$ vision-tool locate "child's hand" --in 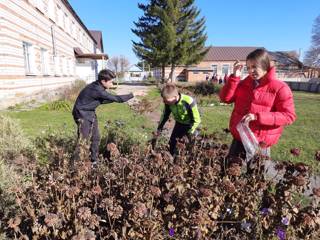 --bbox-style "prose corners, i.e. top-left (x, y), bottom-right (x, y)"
top-left (241, 113), bottom-right (256, 124)
top-left (233, 60), bottom-right (243, 77)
